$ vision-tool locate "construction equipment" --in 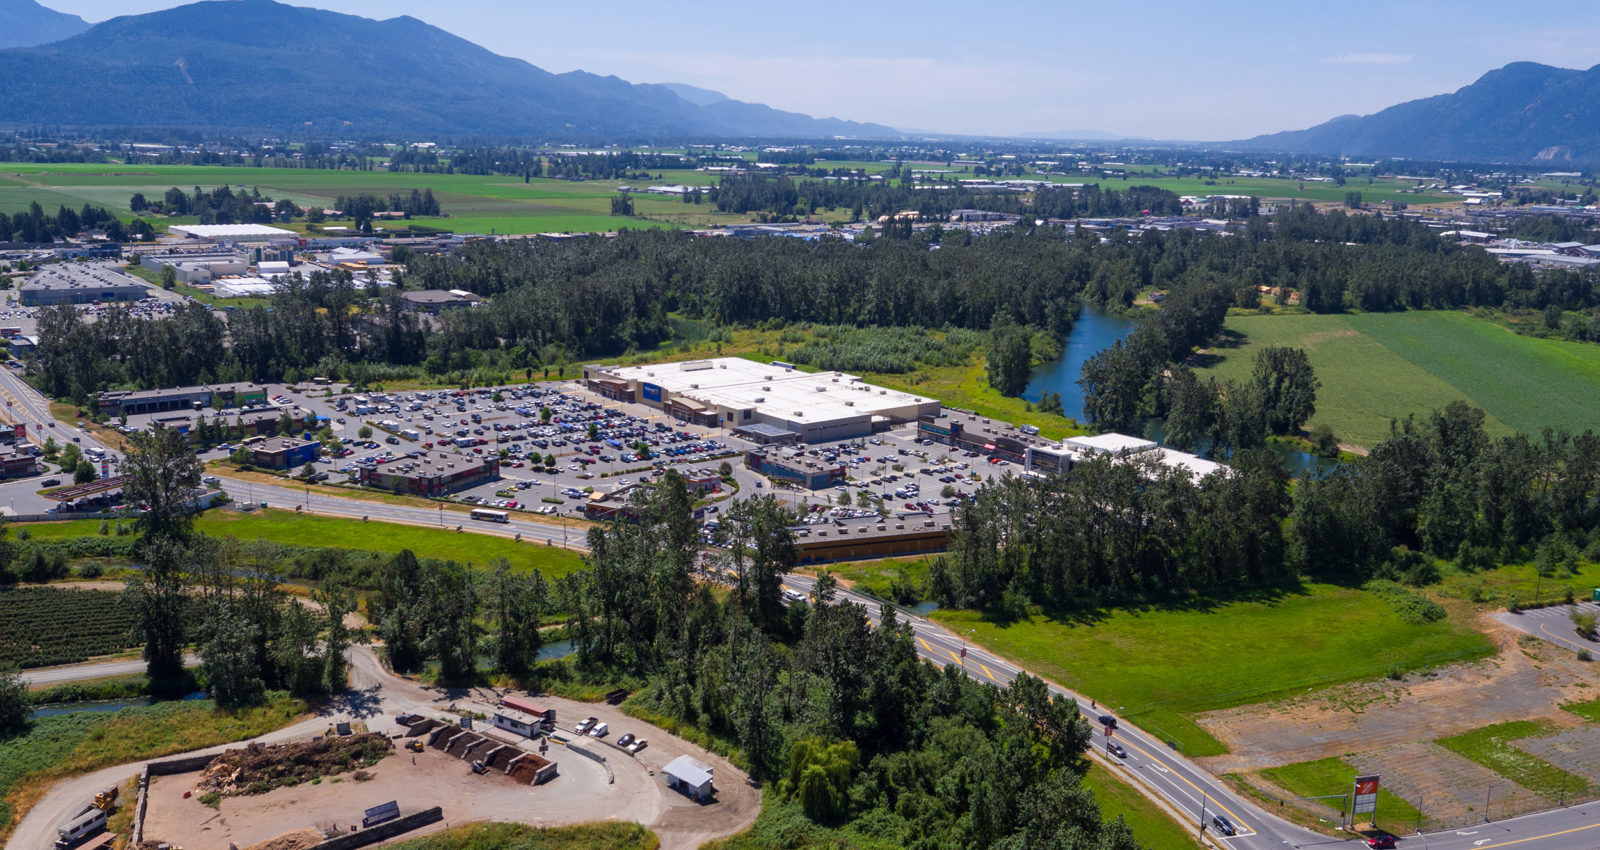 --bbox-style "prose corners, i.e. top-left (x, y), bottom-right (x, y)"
top-left (406, 739), bottom-right (425, 752)
top-left (92, 786), bottom-right (118, 811)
